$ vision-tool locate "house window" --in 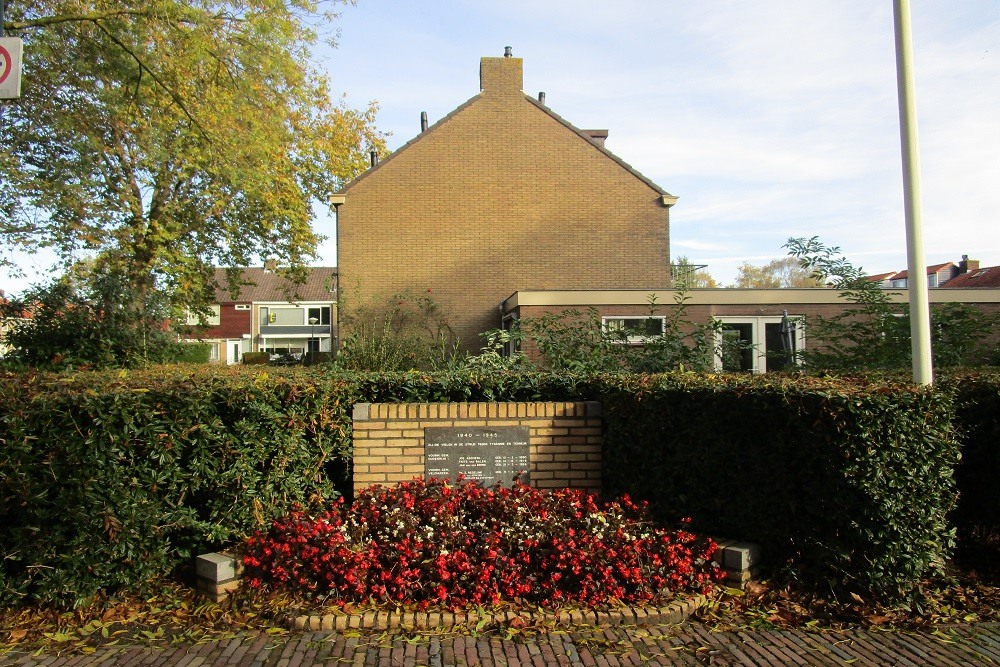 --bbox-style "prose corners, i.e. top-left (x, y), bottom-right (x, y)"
top-left (602, 316), bottom-right (666, 344)
top-left (714, 316), bottom-right (804, 373)
top-left (262, 306), bottom-right (300, 325)
top-left (186, 304), bottom-right (221, 326)
top-left (307, 306), bottom-right (331, 325)
top-left (261, 306), bottom-right (330, 325)
top-left (235, 304), bottom-right (251, 311)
